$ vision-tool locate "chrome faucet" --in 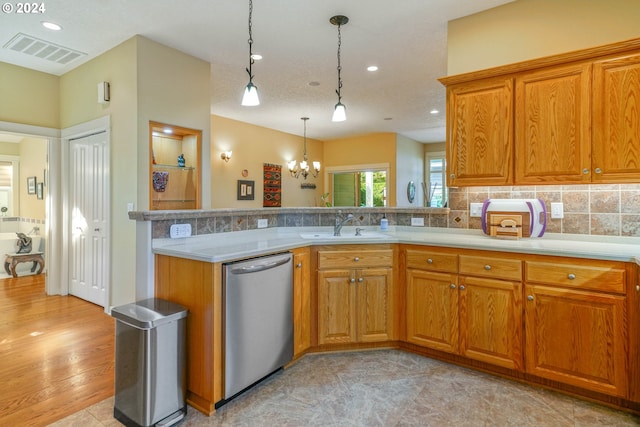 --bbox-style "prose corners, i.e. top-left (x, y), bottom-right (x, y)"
top-left (334, 211), bottom-right (354, 236)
